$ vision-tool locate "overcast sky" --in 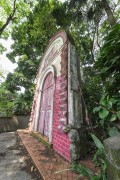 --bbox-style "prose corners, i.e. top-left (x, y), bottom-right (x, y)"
top-left (0, 37), bottom-right (17, 74)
